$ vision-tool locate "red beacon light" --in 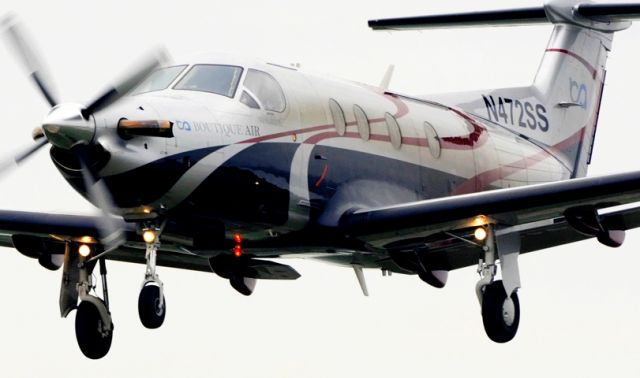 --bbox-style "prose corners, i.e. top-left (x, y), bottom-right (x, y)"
top-left (233, 233), bottom-right (244, 257)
